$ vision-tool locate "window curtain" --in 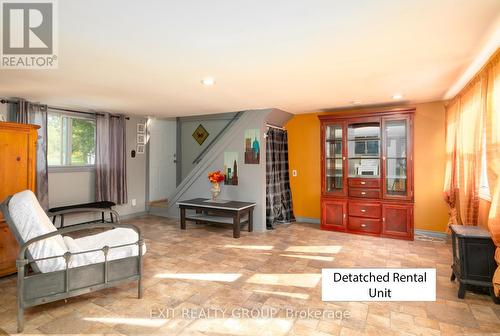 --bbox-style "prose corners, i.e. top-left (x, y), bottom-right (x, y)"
top-left (443, 77), bottom-right (485, 225)
top-left (7, 99), bottom-right (49, 210)
top-left (485, 52), bottom-right (500, 298)
top-left (95, 113), bottom-right (128, 204)
top-left (266, 128), bottom-right (295, 229)
top-left (444, 48), bottom-right (500, 298)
